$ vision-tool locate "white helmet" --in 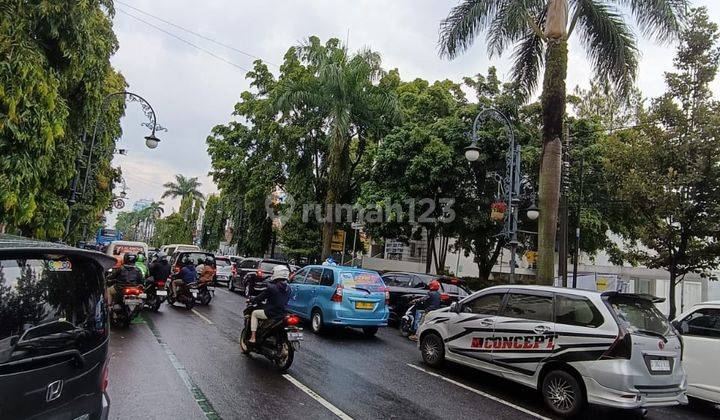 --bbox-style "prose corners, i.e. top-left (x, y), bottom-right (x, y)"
top-left (271, 265), bottom-right (290, 282)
